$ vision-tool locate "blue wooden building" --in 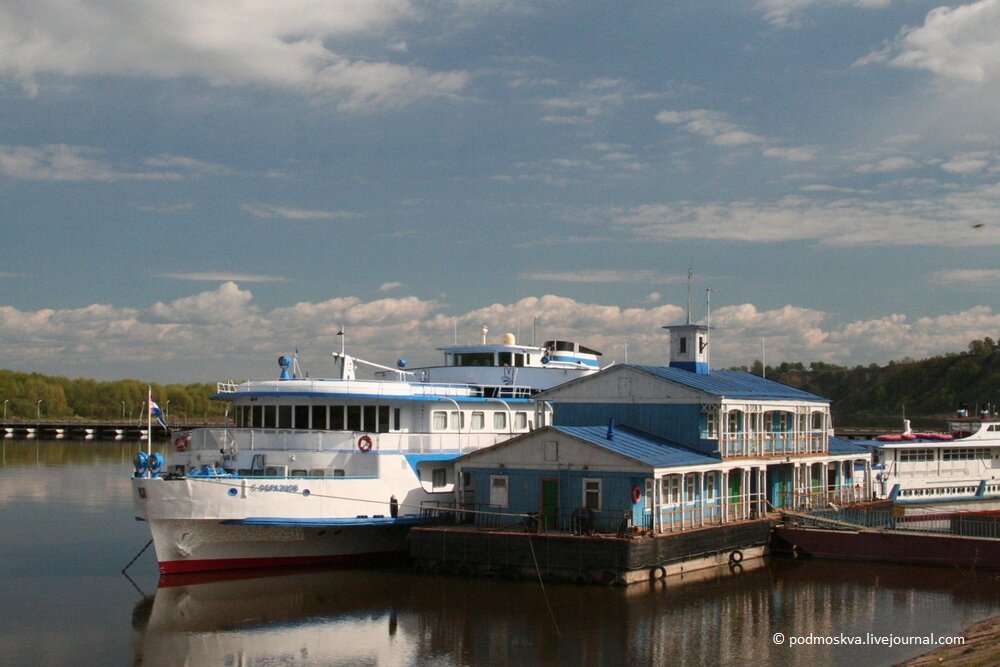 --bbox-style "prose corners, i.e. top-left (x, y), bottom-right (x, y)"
top-left (454, 323), bottom-right (871, 535)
